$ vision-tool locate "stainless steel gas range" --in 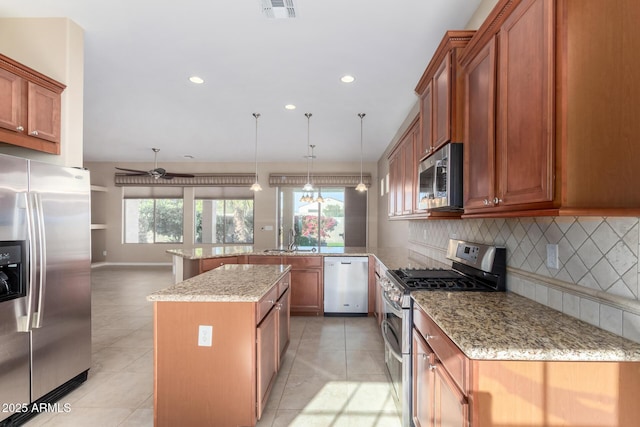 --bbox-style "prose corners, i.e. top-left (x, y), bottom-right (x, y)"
top-left (379, 239), bottom-right (506, 427)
